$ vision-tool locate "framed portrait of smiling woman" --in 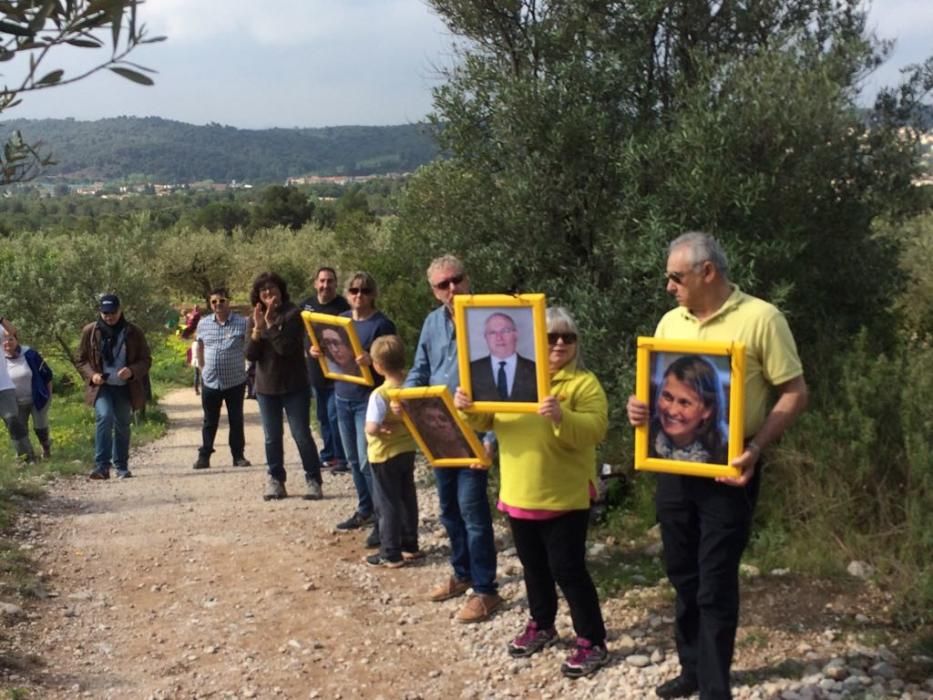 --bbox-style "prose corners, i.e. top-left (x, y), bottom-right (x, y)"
top-left (634, 337), bottom-right (746, 479)
top-left (386, 386), bottom-right (491, 467)
top-left (454, 293), bottom-right (550, 414)
top-left (301, 311), bottom-right (374, 386)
